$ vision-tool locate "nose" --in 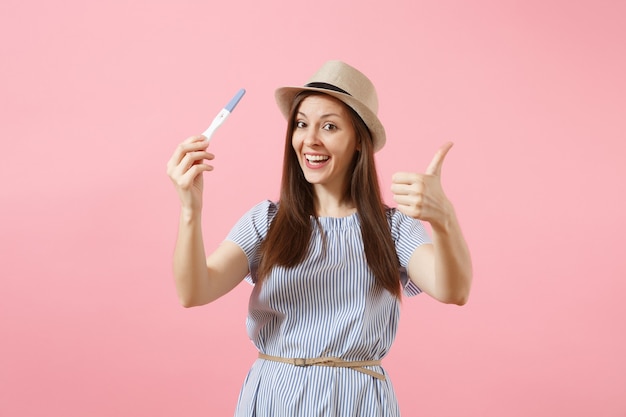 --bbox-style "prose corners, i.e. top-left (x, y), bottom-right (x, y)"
top-left (303, 127), bottom-right (320, 147)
